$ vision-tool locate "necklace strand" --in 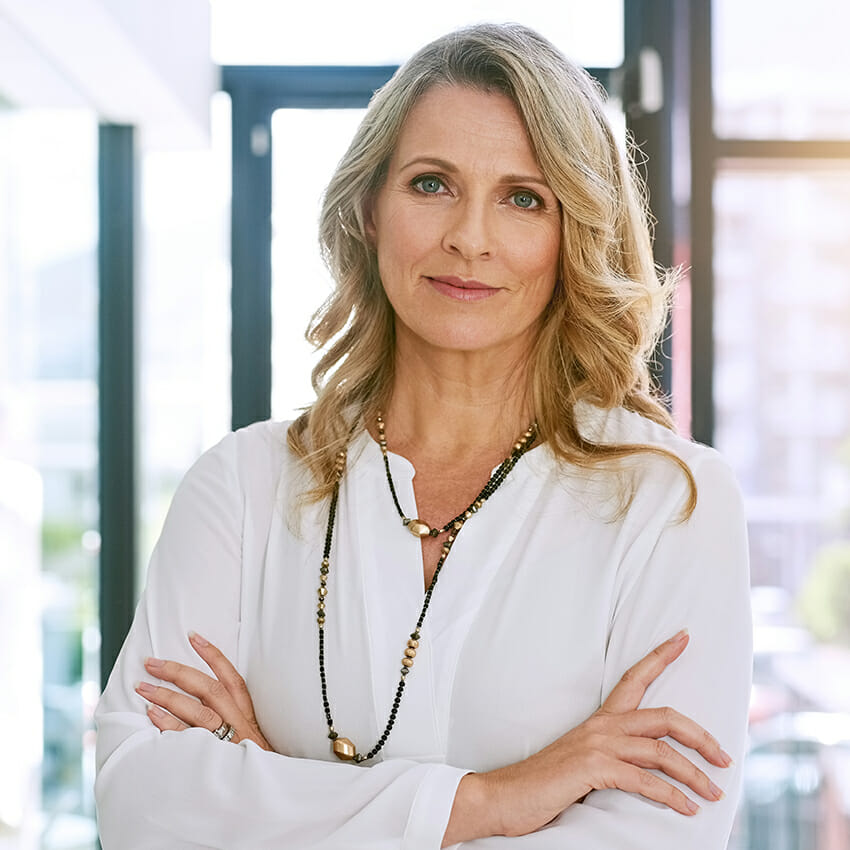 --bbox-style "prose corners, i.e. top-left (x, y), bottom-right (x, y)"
top-left (317, 416), bottom-right (537, 763)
